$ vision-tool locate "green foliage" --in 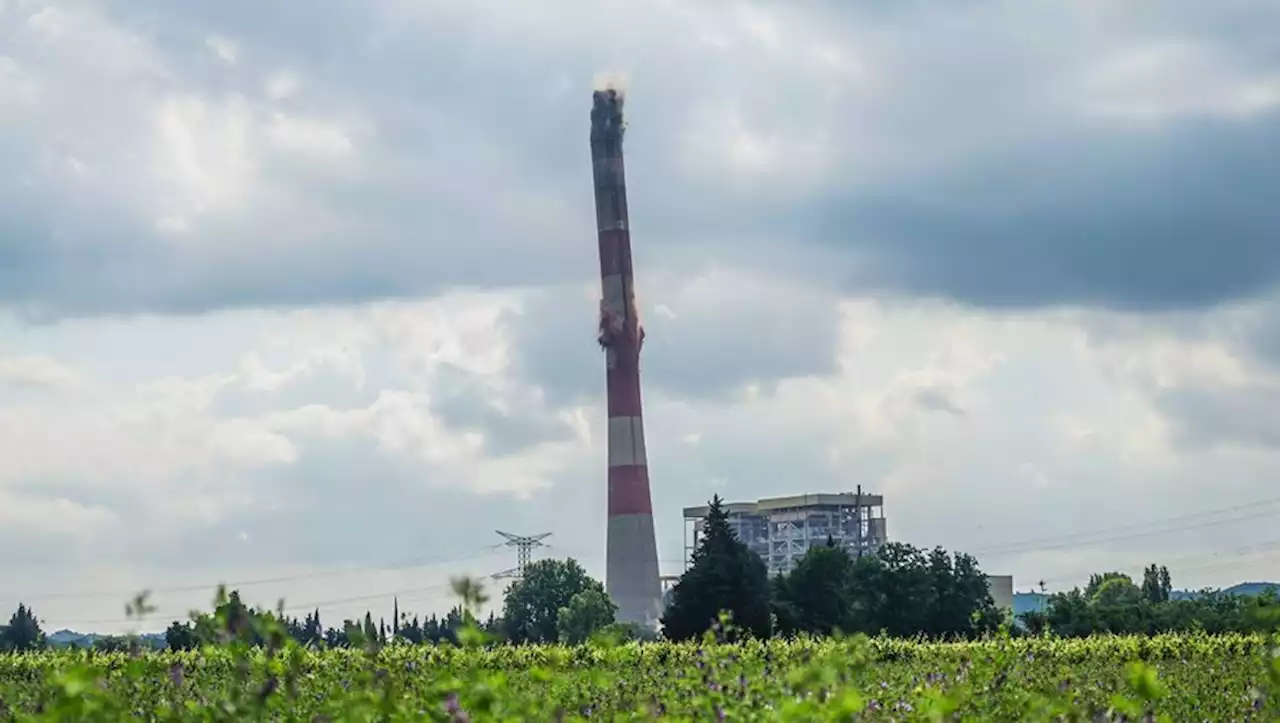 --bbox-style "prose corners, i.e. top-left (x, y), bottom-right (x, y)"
top-left (1094, 575), bottom-right (1142, 607)
top-left (1086, 572), bottom-right (1134, 599)
top-left (556, 588), bottom-right (617, 645)
top-left (4, 575), bottom-right (1280, 720)
top-left (594, 620), bottom-right (658, 643)
top-left (2, 620), bottom-right (1278, 720)
top-left (1024, 566), bottom-right (1280, 637)
top-left (662, 495), bottom-right (772, 640)
top-left (1142, 564), bottom-right (1172, 604)
top-left (772, 538), bottom-right (1000, 642)
top-left (8, 514), bottom-right (1278, 718)
top-left (666, 498), bottom-right (999, 643)
top-left (502, 558), bottom-right (603, 644)
top-left (164, 620), bottom-right (200, 652)
top-left (0, 604), bottom-right (43, 653)
top-left (772, 541), bottom-right (854, 636)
